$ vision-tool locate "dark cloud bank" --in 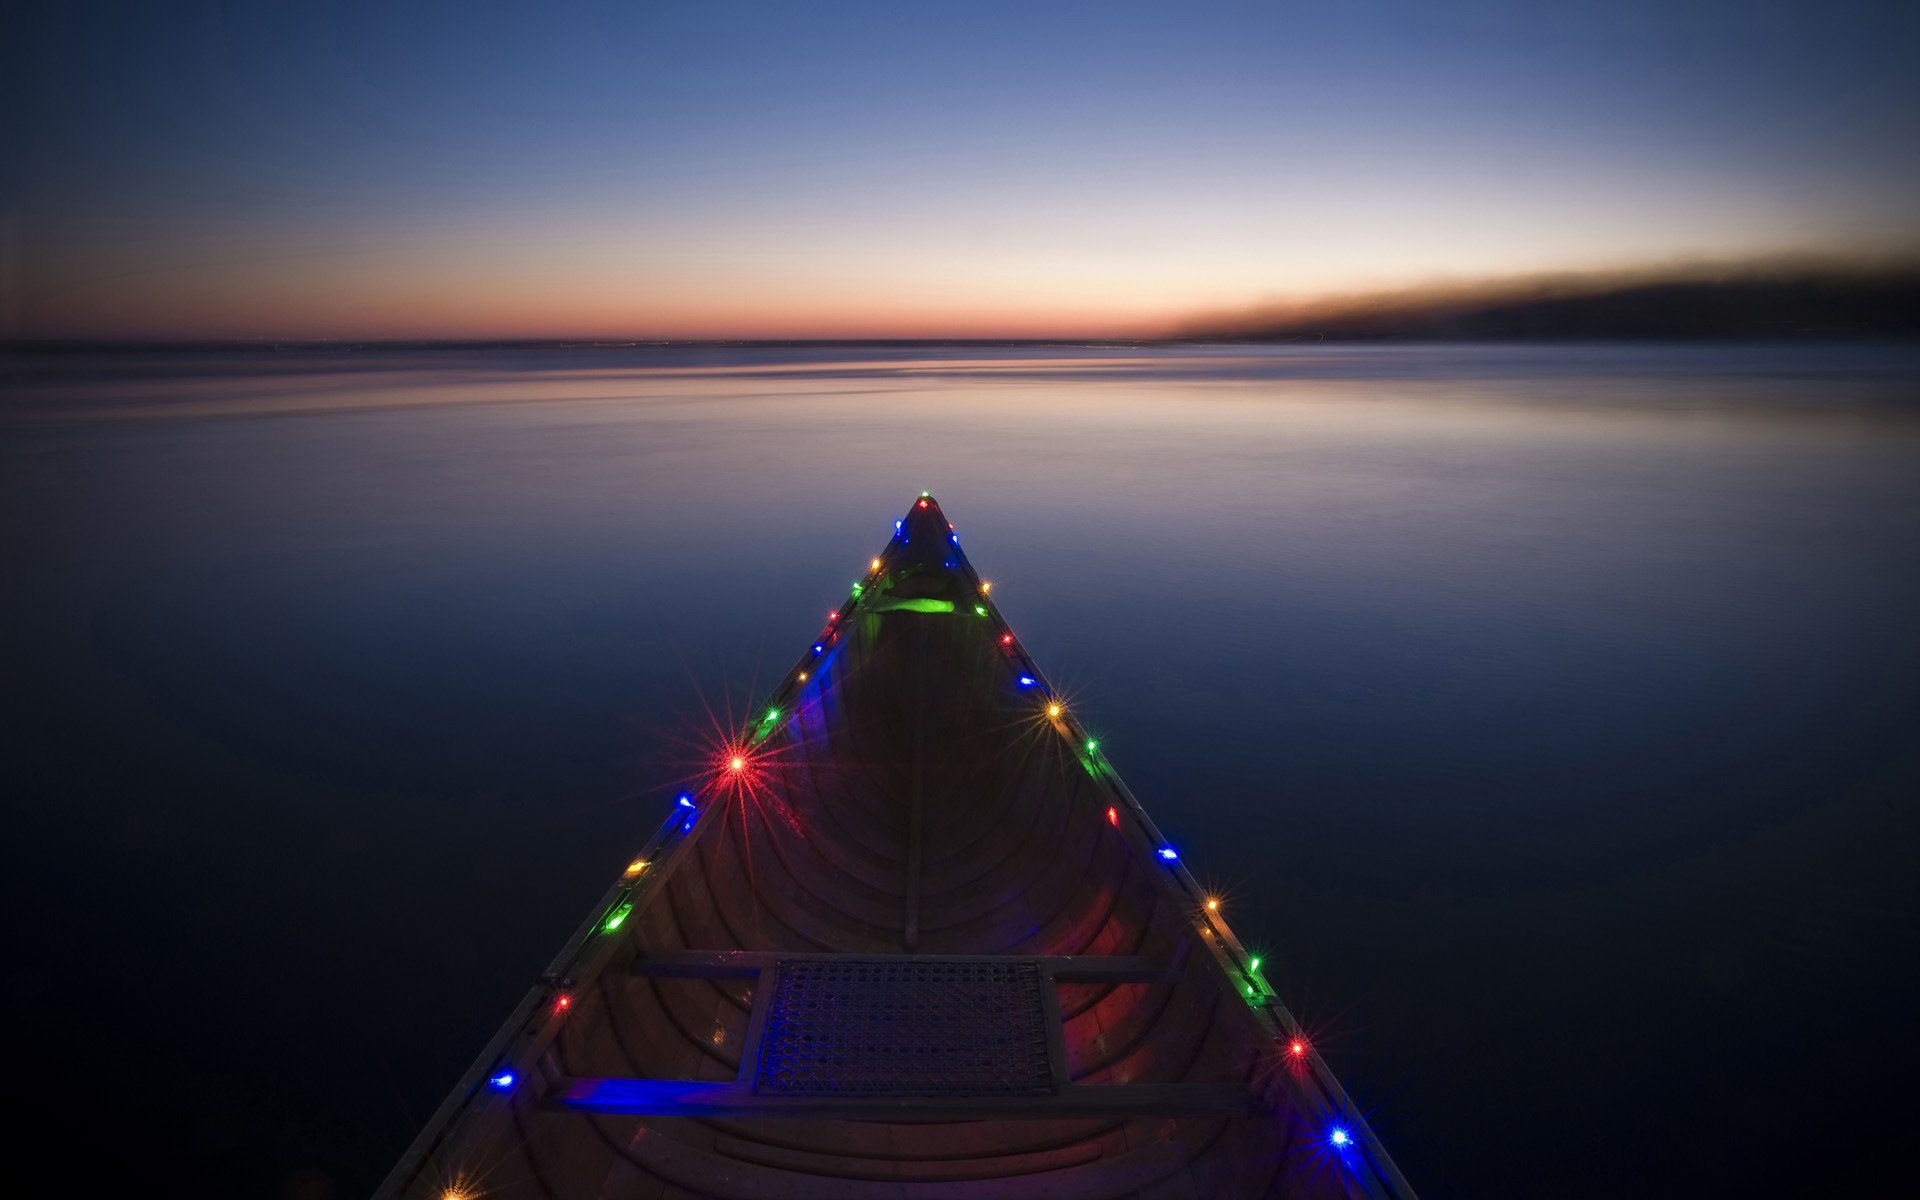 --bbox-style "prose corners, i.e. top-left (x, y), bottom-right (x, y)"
top-left (1175, 260), bottom-right (1920, 341)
